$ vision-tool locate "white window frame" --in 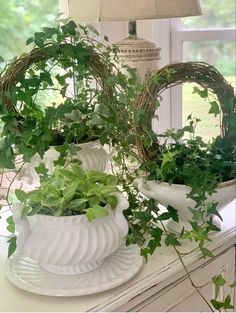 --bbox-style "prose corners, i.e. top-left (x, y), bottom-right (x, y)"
top-left (170, 20), bottom-right (235, 130)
